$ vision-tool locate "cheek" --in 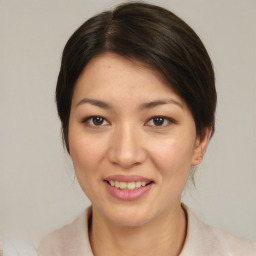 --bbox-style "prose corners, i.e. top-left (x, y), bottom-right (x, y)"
top-left (149, 138), bottom-right (194, 177)
top-left (69, 132), bottom-right (106, 178)
top-left (149, 139), bottom-right (194, 204)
